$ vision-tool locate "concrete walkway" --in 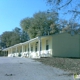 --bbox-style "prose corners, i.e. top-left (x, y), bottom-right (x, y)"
top-left (0, 57), bottom-right (73, 80)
